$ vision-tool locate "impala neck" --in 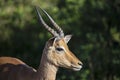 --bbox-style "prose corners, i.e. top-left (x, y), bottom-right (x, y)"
top-left (37, 46), bottom-right (58, 80)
